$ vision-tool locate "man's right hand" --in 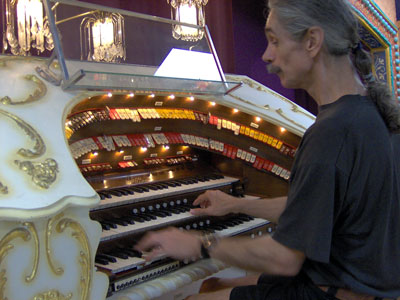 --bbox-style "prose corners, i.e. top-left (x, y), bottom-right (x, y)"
top-left (190, 190), bottom-right (237, 217)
